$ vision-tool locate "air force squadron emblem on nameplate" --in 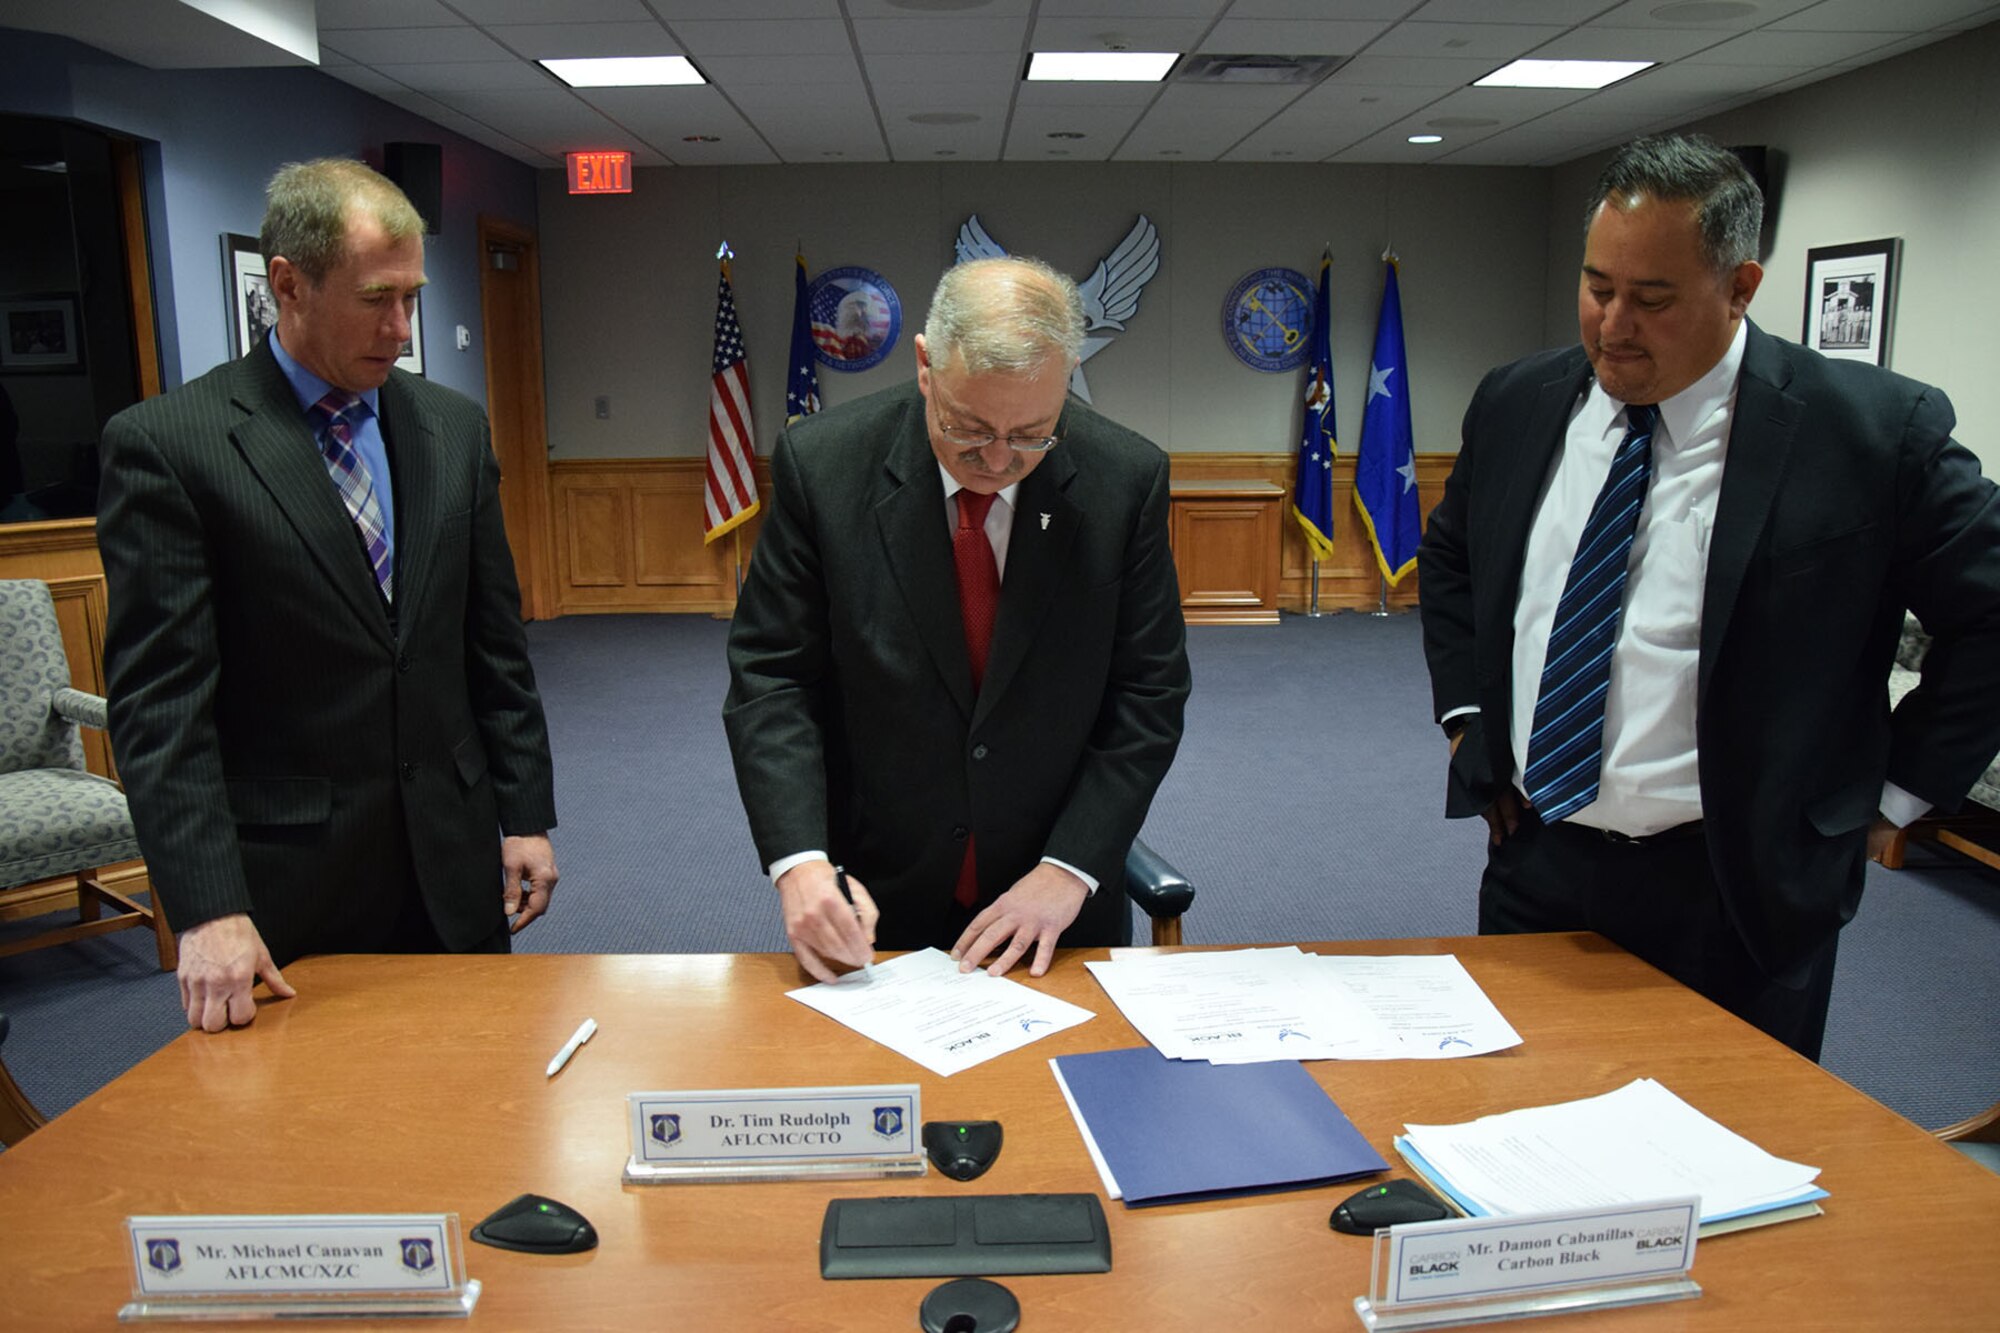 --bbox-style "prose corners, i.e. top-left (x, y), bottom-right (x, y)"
top-left (651, 1112), bottom-right (683, 1146)
top-left (873, 1106), bottom-right (905, 1139)
top-left (400, 1237), bottom-right (437, 1275)
top-left (146, 1237), bottom-right (183, 1276)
